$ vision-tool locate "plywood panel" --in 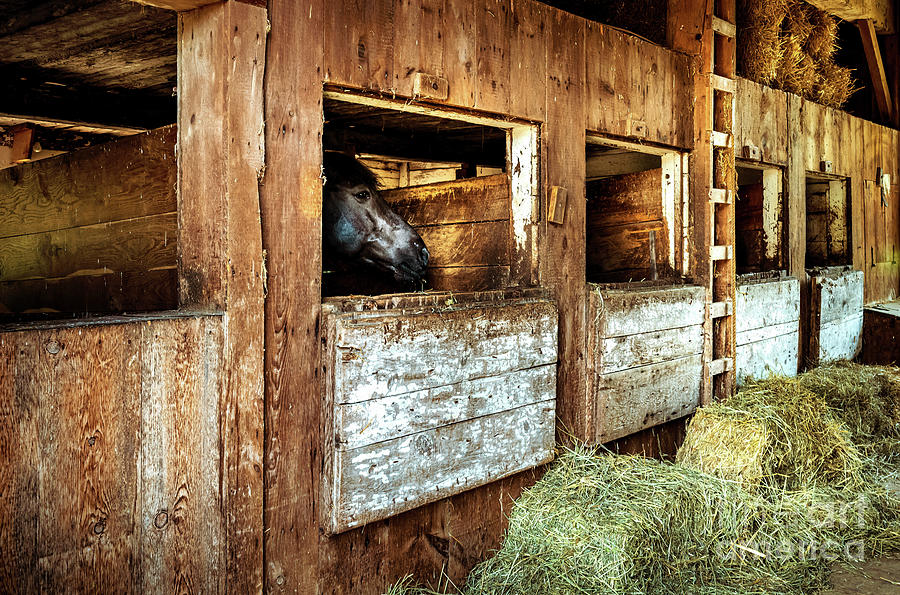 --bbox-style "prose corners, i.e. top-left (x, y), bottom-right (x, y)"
top-left (322, 297), bottom-right (557, 534)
